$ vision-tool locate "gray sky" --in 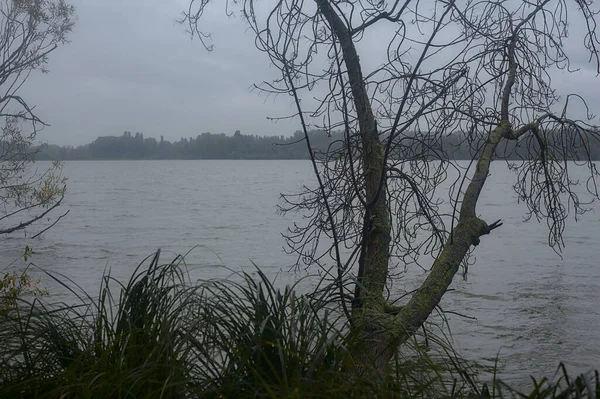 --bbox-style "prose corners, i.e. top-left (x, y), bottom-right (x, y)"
top-left (23, 0), bottom-right (294, 146)
top-left (21, 0), bottom-right (600, 146)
